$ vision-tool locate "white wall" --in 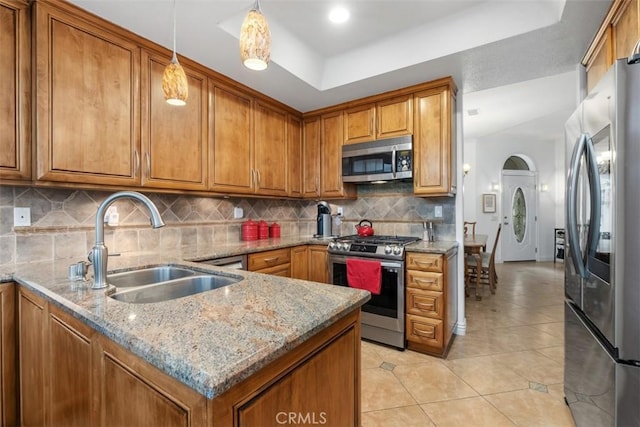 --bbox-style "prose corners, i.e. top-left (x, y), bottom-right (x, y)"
top-left (463, 133), bottom-right (565, 262)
